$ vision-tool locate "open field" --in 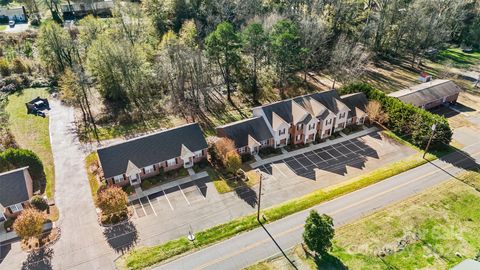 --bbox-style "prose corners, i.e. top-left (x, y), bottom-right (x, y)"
top-left (5, 88), bottom-right (55, 198)
top-left (245, 171), bottom-right (480, 270)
